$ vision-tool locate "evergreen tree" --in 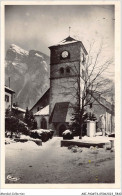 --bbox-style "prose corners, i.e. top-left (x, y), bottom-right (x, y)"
top-left (24, 107), bottom-right (37, 130)
top-left (24, 107), bottom-right (30, 125)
